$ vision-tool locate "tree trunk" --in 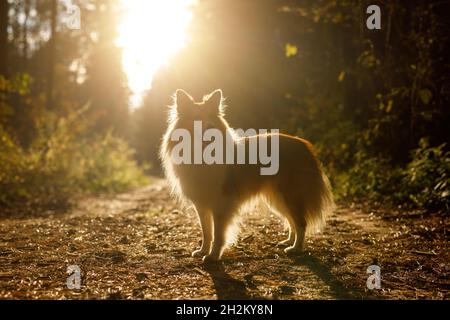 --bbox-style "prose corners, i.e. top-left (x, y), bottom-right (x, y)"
top-left (46, 0), bottom-right (57, 110)
top-left (22, 0), bottom-right (30, 60)
top-left (0, 0), bottom-right (8, 76)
